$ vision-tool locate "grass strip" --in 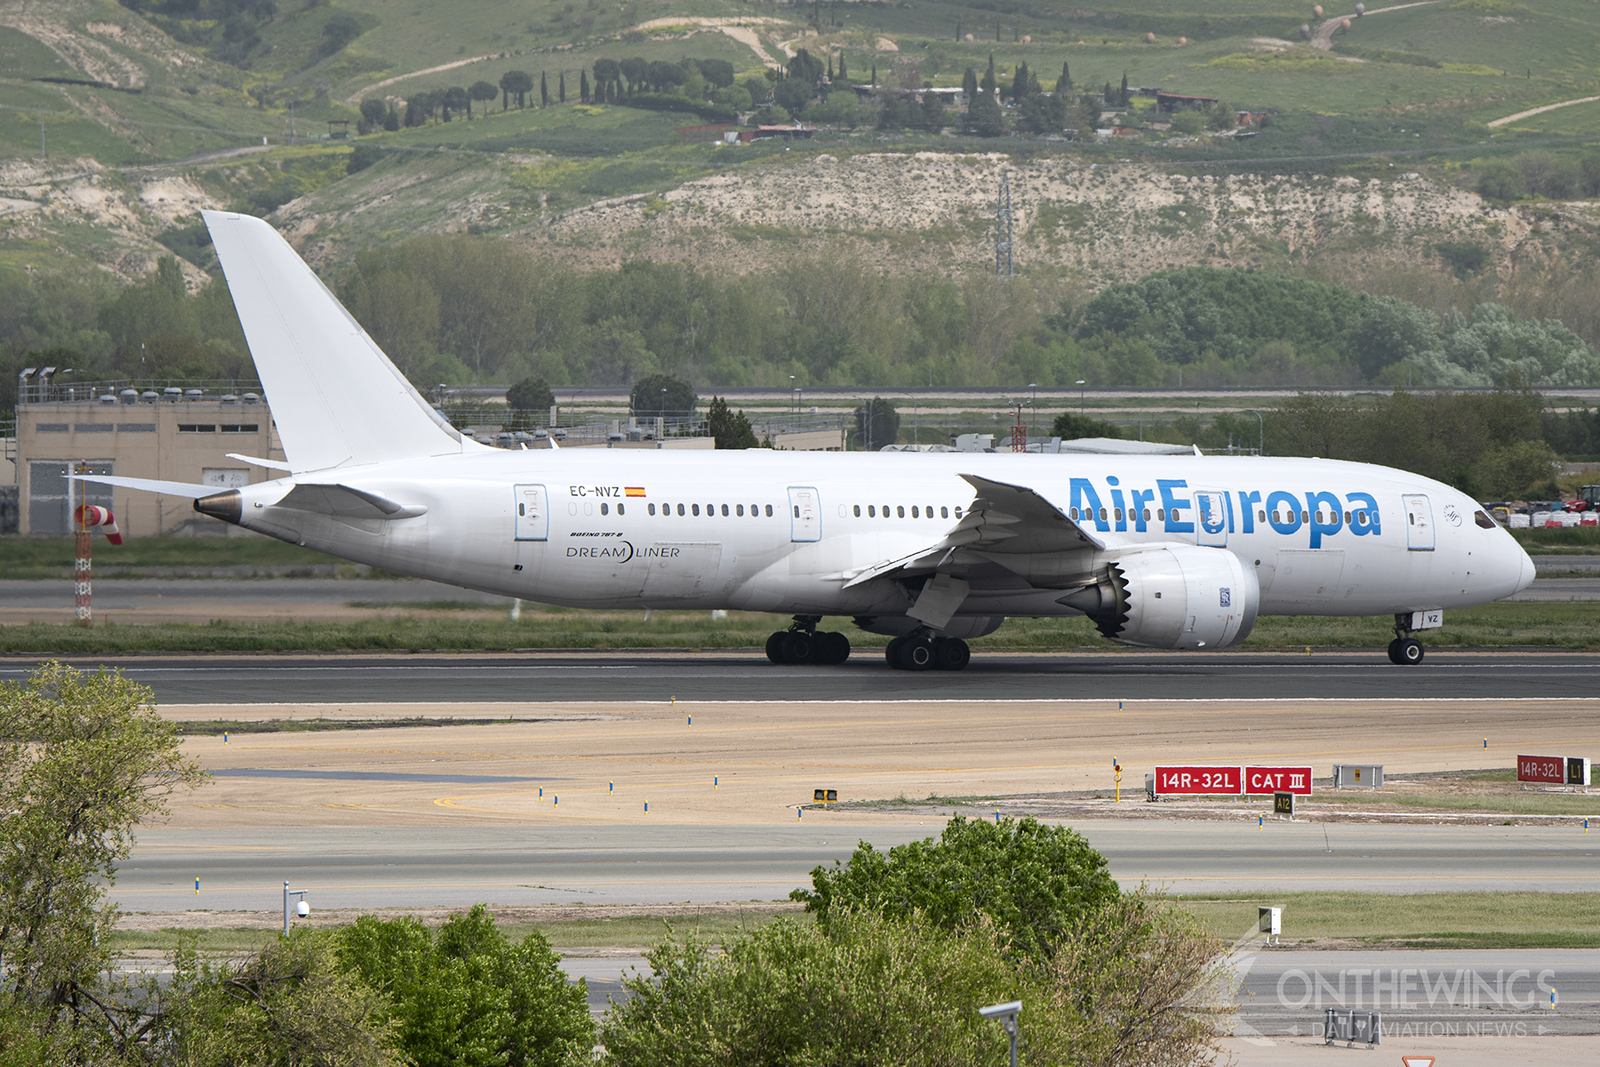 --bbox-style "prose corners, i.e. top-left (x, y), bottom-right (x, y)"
top-left (4, 601), bottom-right (1600, 654)
top-left (1171, 892), bottom-right (1600, 950)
